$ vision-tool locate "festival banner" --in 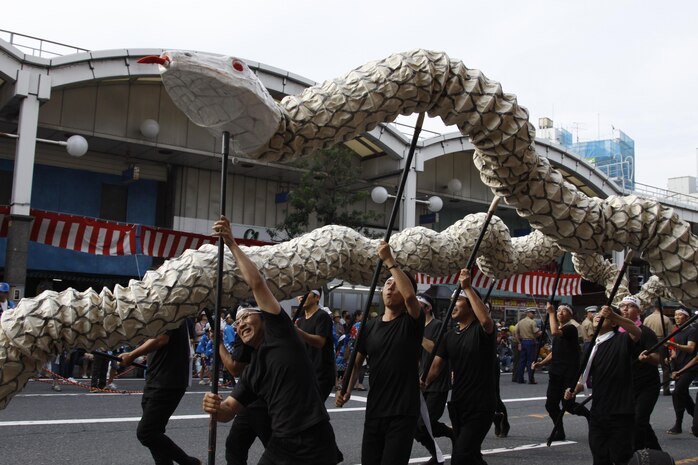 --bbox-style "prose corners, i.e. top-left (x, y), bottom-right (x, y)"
top-left (0, 207), bottom-right (267, 258)
top-left (416, 268), bottom-right (582, 296)
top-left (29, 209), bottom-right (136, 256)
